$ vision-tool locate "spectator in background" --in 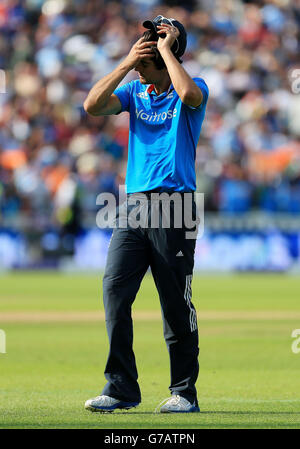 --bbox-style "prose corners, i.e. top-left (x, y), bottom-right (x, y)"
top-left (0, 0), bottom-right (300, 241)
